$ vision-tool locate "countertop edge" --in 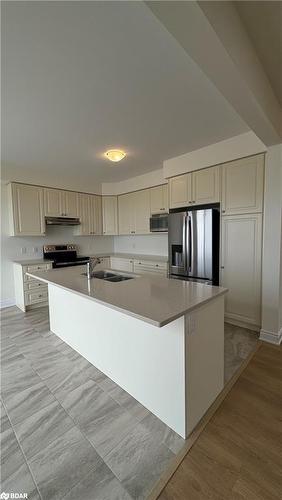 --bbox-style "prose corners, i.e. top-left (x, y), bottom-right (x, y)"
top-left (26, 271), bottom-right (228, 328)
